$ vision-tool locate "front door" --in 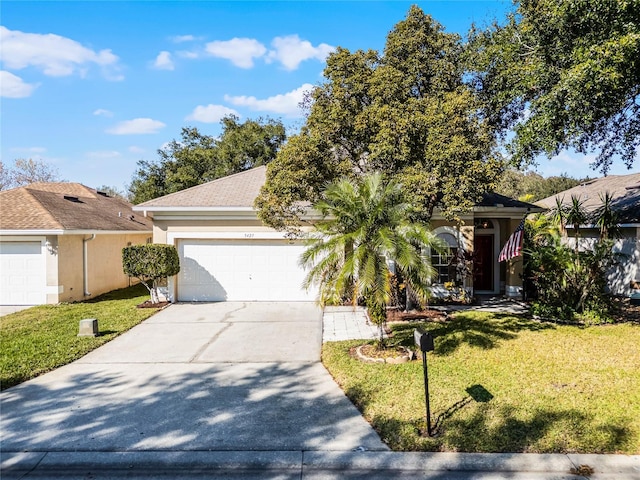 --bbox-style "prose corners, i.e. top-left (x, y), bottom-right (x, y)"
top-left (473, 235), bottom-right (494, 291)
